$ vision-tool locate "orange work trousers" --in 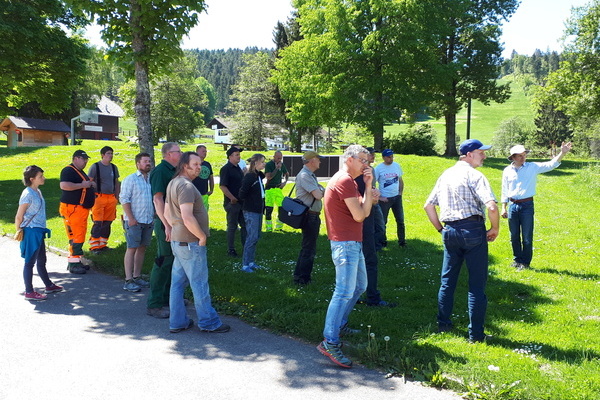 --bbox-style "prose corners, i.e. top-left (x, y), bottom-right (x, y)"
top-left (89, 193), bottom-right (117, 250)
top-left (59, 202), bottom-right (90, 263)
